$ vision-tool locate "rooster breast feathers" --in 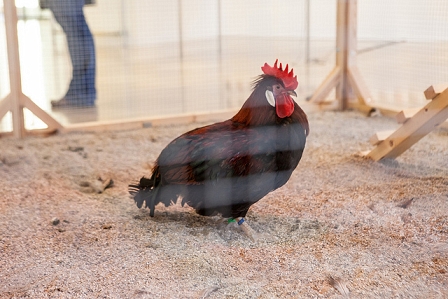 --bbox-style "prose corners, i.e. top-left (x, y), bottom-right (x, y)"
top-left (133, 117), bottom-right (306, 218)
